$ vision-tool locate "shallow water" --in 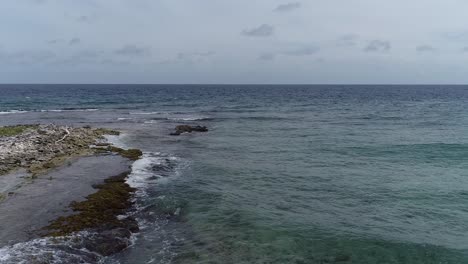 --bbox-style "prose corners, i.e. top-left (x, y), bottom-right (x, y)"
top-left (1, 85), bottom-right (468, 263)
